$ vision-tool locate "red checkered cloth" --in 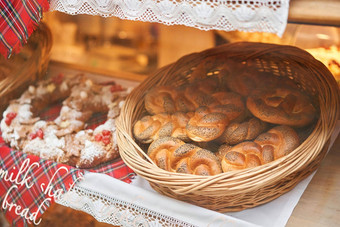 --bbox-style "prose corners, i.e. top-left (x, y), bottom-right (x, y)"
top-left (0, 0), bottom-right (49, 58)
top-left (0, 103), bottom-right (135, 226)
